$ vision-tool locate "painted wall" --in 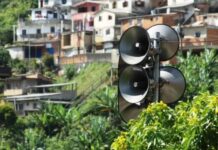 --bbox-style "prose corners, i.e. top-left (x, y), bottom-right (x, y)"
top-left (4, 80), bottom-right (38, 96)
top-left (7, 47), bottom-right (24, 60)
top-left (72, 2), bottom-right (100, 32)
top-left (121, 14), bottom-right (179, 33)
top-left (40, 0), bottom-right (74, 8)
top-left (94, 11), bottom-right (116, 29)
top-left (183, 26), bottom-right (207, 38)
top-left (168, 0), bottom-right (194, 6)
